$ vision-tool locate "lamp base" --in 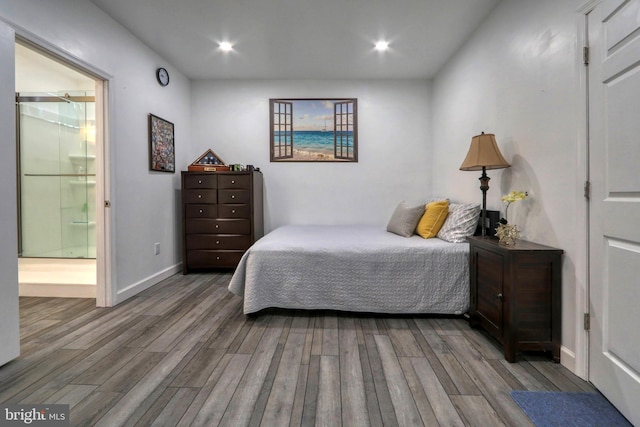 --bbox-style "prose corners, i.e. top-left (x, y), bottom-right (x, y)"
top-left (479, 167), bottom-right (490, 237)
